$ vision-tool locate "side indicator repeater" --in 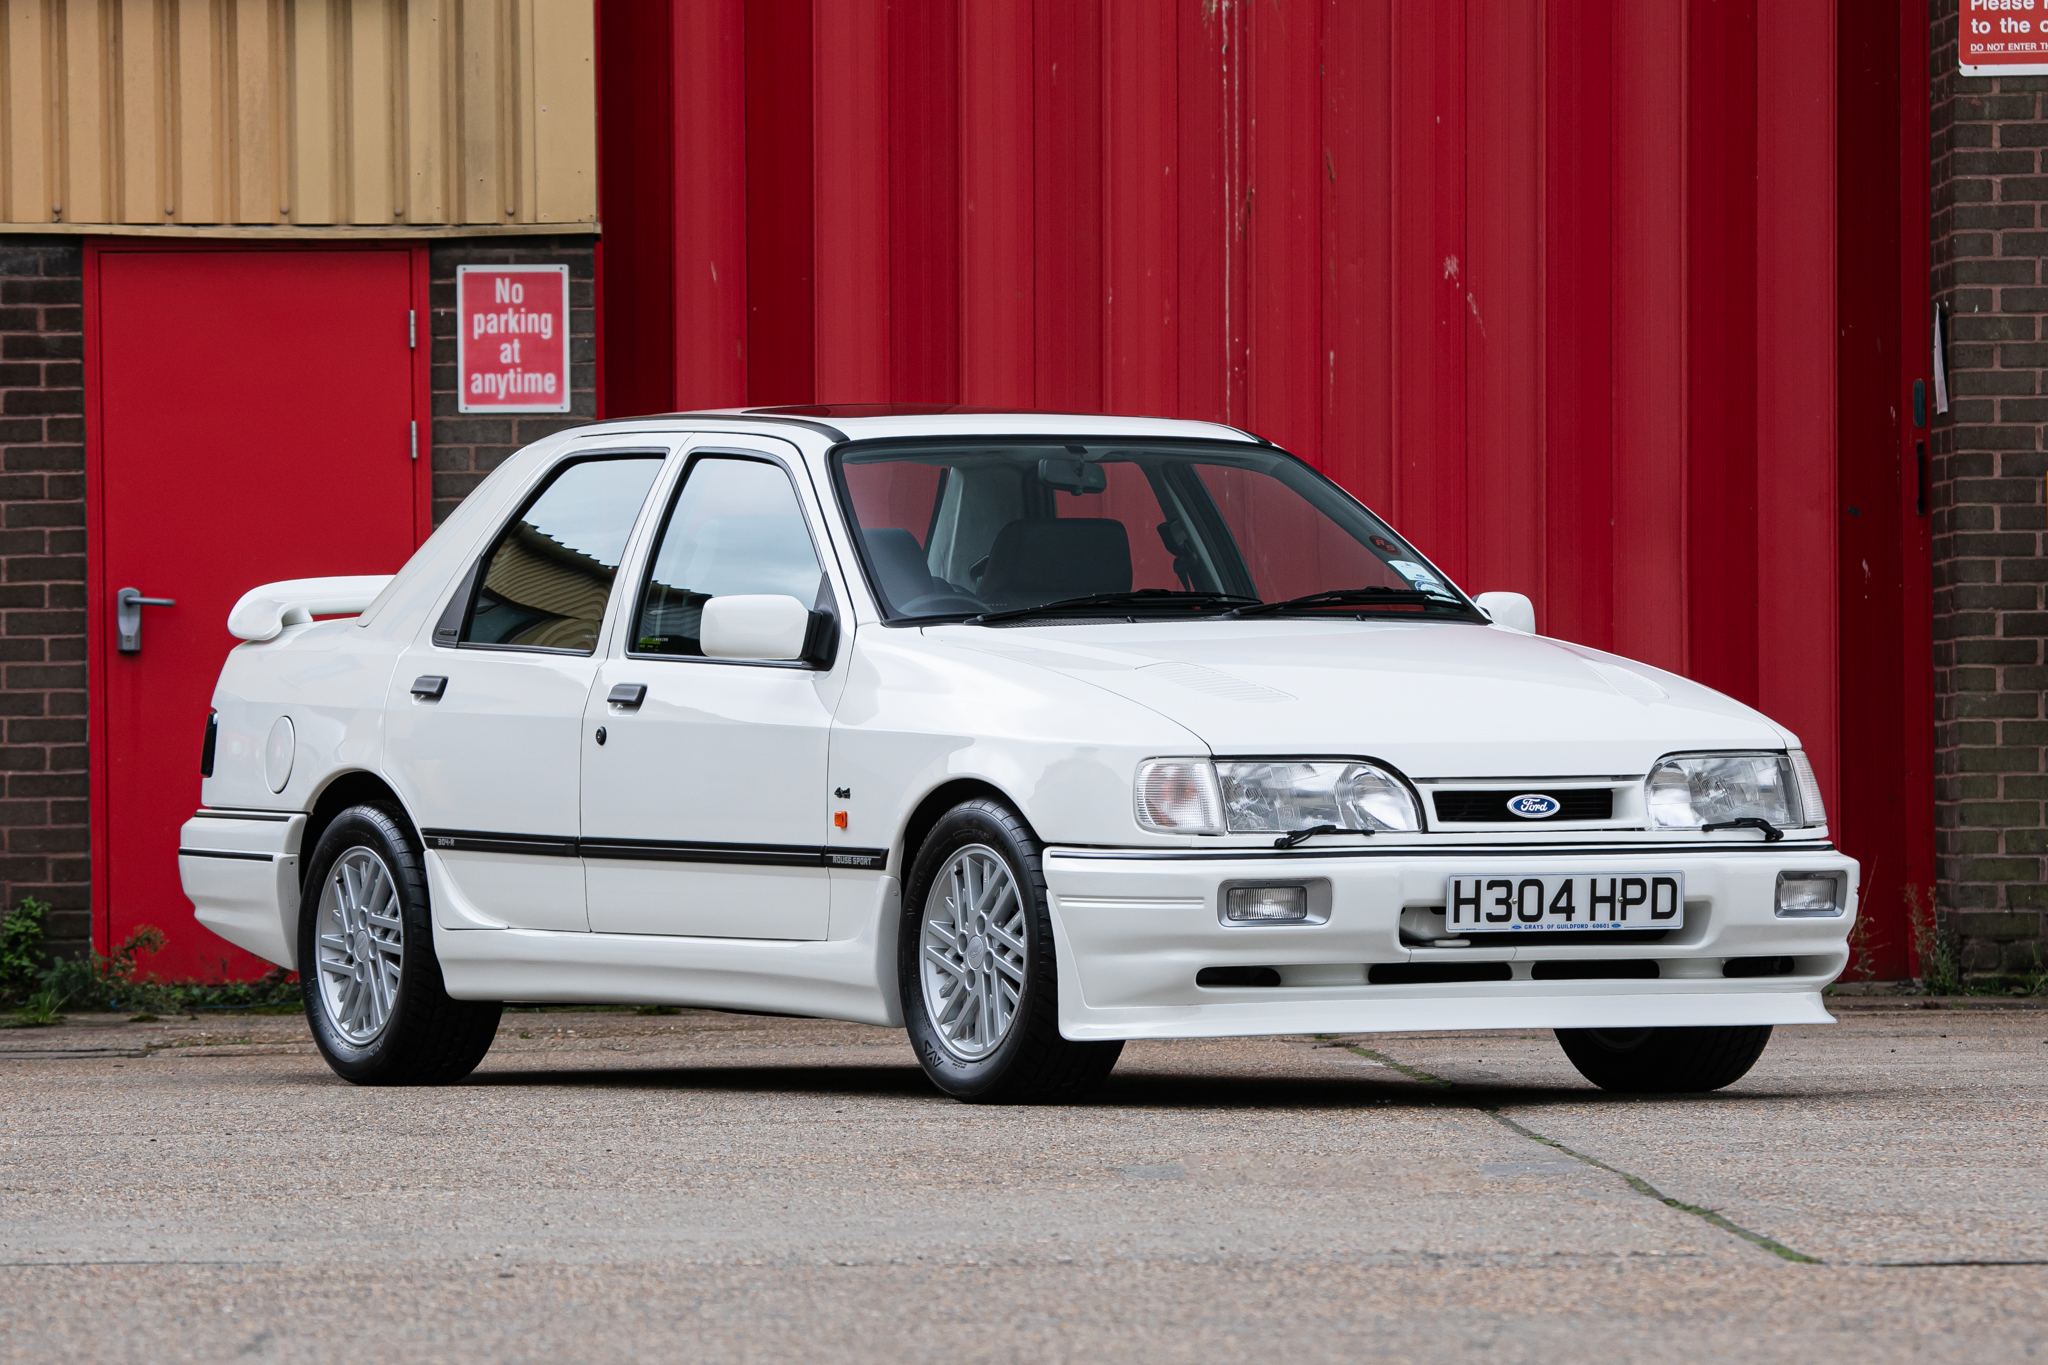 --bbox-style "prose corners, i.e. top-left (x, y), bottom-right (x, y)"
top-left (834, 811), bottom-right (849, 829)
